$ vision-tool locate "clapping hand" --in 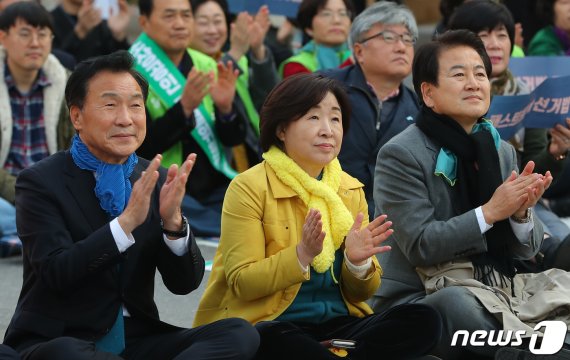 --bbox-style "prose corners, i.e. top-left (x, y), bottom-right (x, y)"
top-left (297, 209), bottom-right (326, 268)
top-left (228, 12), bottom-right (252, 62)
top-left (180, 68), bottom-right (214, 117)
top-left (549, 118), bottom-right (570, 158)
top-left (482, 161), bottom-right (552, 224)
top-left (159, 153), bottom-right (197, 233)
top-left (210, 61), bottom-right (239, 115)
top-left (107, 0), bottom-right (131, 42)
top-left (249, 5), bottom-right (271, 61)
top-left (75, 0), bottom-right (102, 39)
top-left (344, 213), bottom-right (393, 266)
top-left (118, 154), bottom-right (197, 236)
